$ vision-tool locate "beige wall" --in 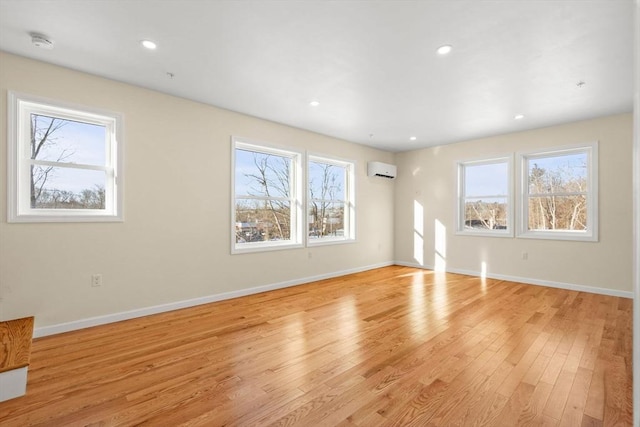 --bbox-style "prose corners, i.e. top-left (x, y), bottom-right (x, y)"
top-left (0, 52), bottom-right (395, 329)
top-left (394, 113), bottom-right (634, 294)
top-left (1, 51), bottom-right (633, 333)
